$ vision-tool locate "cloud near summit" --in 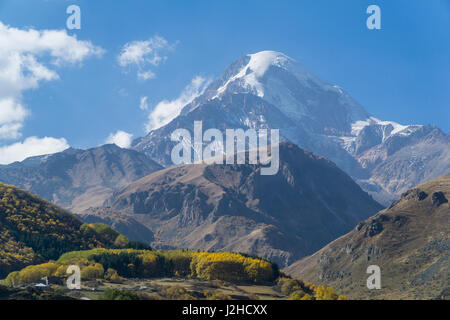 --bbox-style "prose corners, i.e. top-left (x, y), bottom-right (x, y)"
top-left (145, 76), bottom-right (210, 131)
top-left (105, 130), bottom-right (133, 149)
